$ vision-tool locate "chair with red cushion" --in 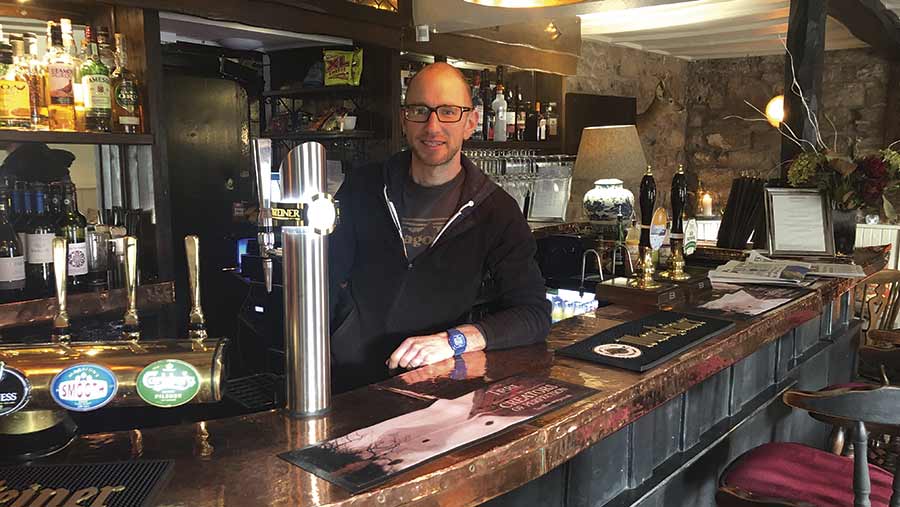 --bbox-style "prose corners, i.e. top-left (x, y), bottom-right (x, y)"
top-left (717, 384), bottom-right (900, 507)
